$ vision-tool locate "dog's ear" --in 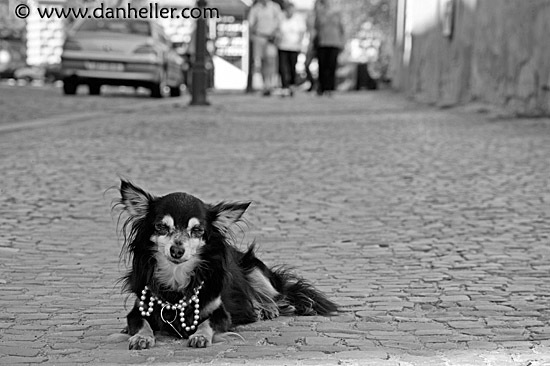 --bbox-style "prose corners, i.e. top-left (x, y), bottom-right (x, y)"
top-left (209, 201), bottom-right (250, 232)
top-left (120, 180), bottom-right (154, 220)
